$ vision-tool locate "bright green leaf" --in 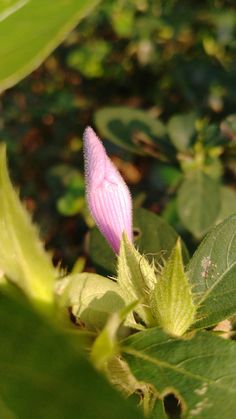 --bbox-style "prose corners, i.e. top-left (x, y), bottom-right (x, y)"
top-left (177, 171), bottom-right (221, 238)
top-left (56, 273), bottom-right (125, 330)
top-left (188, 214), bottom-right (236, 328)
top-left (0, 145), bottom-right (57, 305)
top-left (0, 0), bottom-right (99, 92)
